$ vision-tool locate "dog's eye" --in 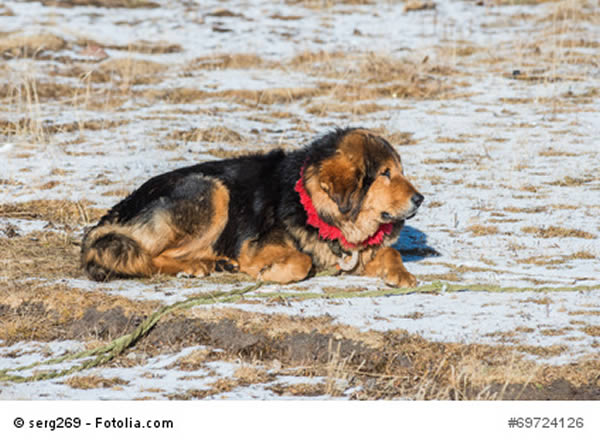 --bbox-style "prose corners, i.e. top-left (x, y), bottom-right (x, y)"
top-left (381, 168), bottom-right (391, 178)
